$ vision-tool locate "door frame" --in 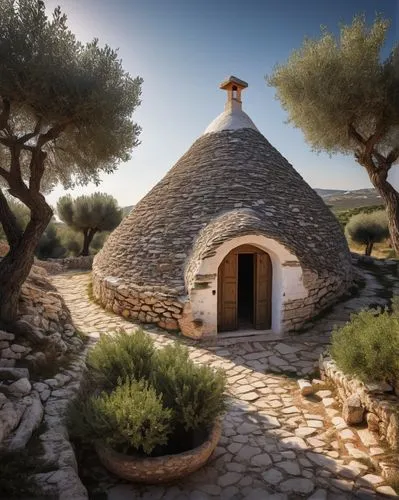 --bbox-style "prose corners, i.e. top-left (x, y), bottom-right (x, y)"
top-left (186, 234), bottom-right (307, 337)
top-left (217, 244), bottom-right (272, 332)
